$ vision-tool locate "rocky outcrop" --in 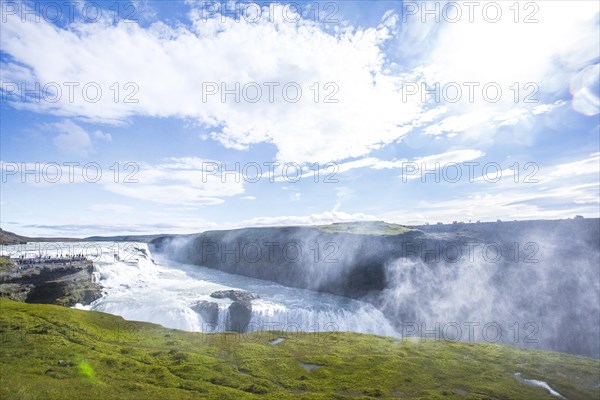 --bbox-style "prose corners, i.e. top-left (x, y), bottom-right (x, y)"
top-left (191, 300), bottom-right (220, 325)
top-left (0, 259), bottom-right (102, 306)
top-left (215, 290), bottom-right (259, 333)
top-left (210, 289), bottom-right (259, 302)
top-left (192, 290), bottom-right (259, 333)
top-left (227, 300), bottom-right (252, 333)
